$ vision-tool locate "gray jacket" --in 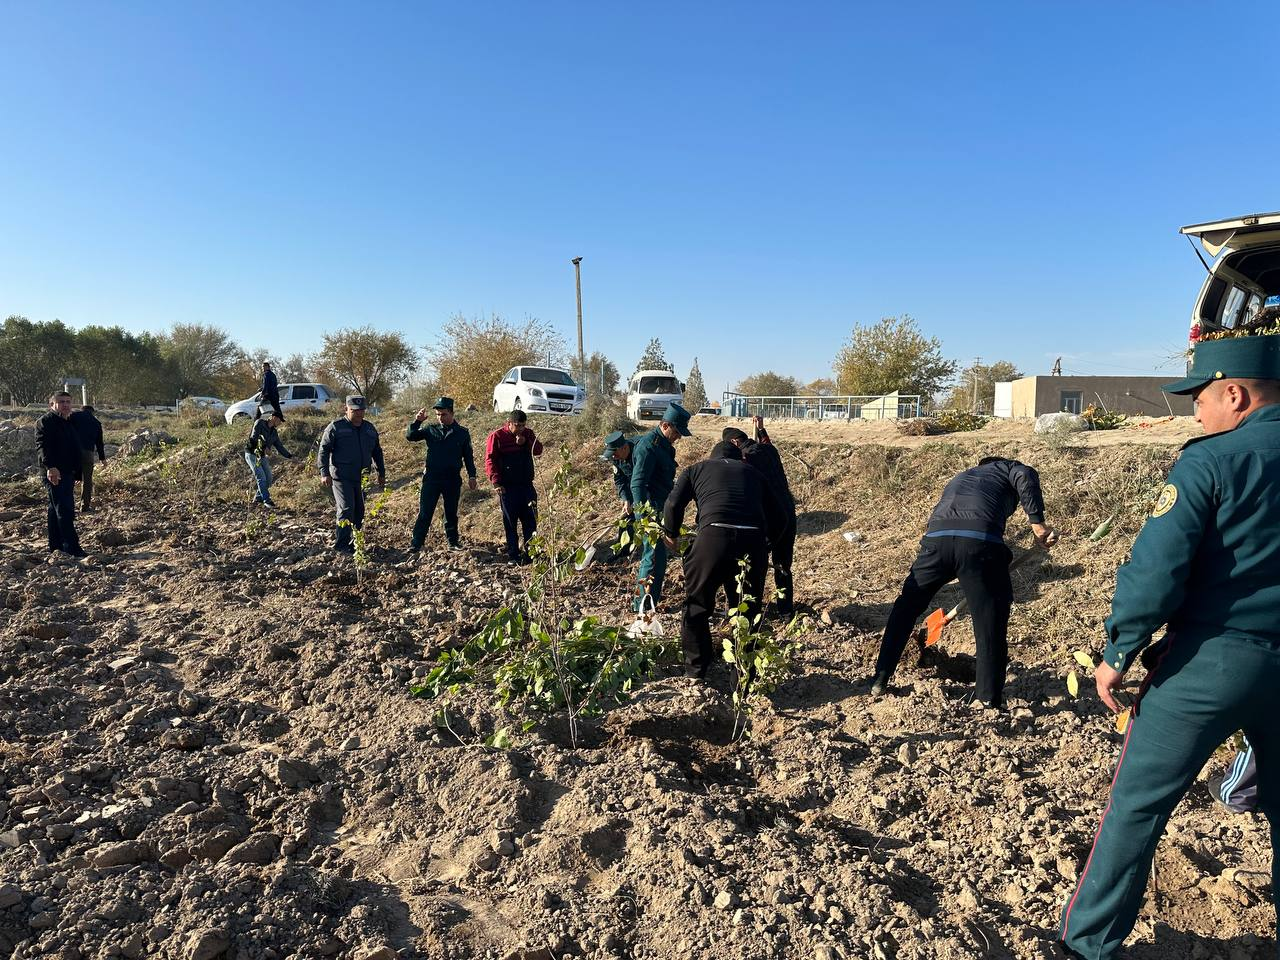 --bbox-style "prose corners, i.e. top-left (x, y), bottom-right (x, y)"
top-left (318, 417), bottom-right (385, 483)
